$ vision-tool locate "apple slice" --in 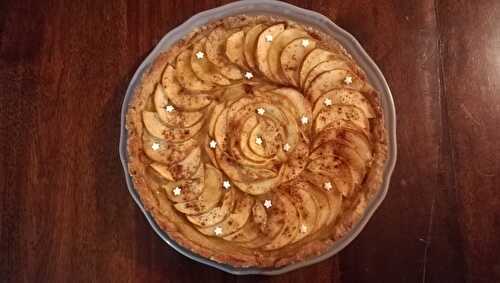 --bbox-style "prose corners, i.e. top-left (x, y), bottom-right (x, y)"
top-left (248, 116), bottom-right (283, 158)
top-left (307, 155), bottom-right (355, 197)
top-left (223, 218), bottom-right (261, 243)
top-left (215, 148), bottom-right (277, 182)
top-left (314, 105), bottom-right (369, 134)
top-left (161, 65), bottom-right (212, 111)
top-left (187, 189), bottom-right (236, 227)
top-left (226, 30), bottom-right (248, 68)
top-left (191, 38), bottom-right (231, 86)
top-left (174, 164), bottom-right (223, 215)
top-left (255, 24), bottom-right (285, 79)
top-left (175, 49), bottom-right (214, 92)
top-left (197, 195), bottom-right (254, 237)
top-left (168, 147), bottom-right (201, 180)
top-left (281, 138), bottom-right (309, 183)
top-left (302, 172), bottom-right (342, 226)
top-left (162, 165), bottom-right (205, 203)
top-left (150, 162), bottom-right (175, 181)
top-left (142, 132), bottom-right (198, 165)
top-left (205, 27), bottom-right (243, 80)
top-left (142, 111), bottom-right (203, 143)
top-left (313, 89), bottom-right (376, 119)
top-left (308, 69), bottom-right (370, 102)
top-left (300, 182), bottom-right (330, 233)
top-left (267, 28), bottom-right (308, 82)
top-left (289, 187), bottom-right (318, 242)
top-left (299, 48), bottom-right (334, 87)
top-left (263, 192), bottom-right (300, 250)
top-left (244, 24), bottom-right (267, 71)
top-left (303, 59), bottom-right (353, 91)
top-left (237, 115), bottom-right (273, 164)
top-left (233, 167), bottom-right (283, 195)
top-left (280, 37), bottom-right (317, 86)
top-left (154, 85), bottom-right (205, 128)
